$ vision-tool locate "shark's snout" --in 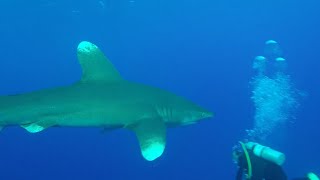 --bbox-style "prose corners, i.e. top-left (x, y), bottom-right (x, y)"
top-left (202, 111), bottom-right (214, 119)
